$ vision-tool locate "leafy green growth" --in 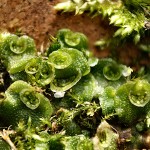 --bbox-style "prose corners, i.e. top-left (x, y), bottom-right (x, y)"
top-left (56, 108), bottom-right (82, 136)
top-left (55, 0), bottom-right (149, 46)
top-left (0, 80), bottom-right (53, 128)
top-left (49, 48), bottom-right (90, 92)
top-left (62, 135), bottom-right (93, 150)
top-left (91, 58), bottom-right (129, 98)
top-left (0, 29), bottom-right (149, 149)
top-left (47, 29), bottom-right (88, 55)
top-left (99, 86), bottom-right (116, 116)
top-left (68, 74), bottom-right (96, 102)
top-left (114, 79), bottom-right (150, 125)
top-left (0, 33), bottom-right (36, 74)
top-left (25, 57), bottom-right (55, 86)
top-left (10, 117), bottom-right (51, 150)
top-left (93, 120), bottom-right (119, 150)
